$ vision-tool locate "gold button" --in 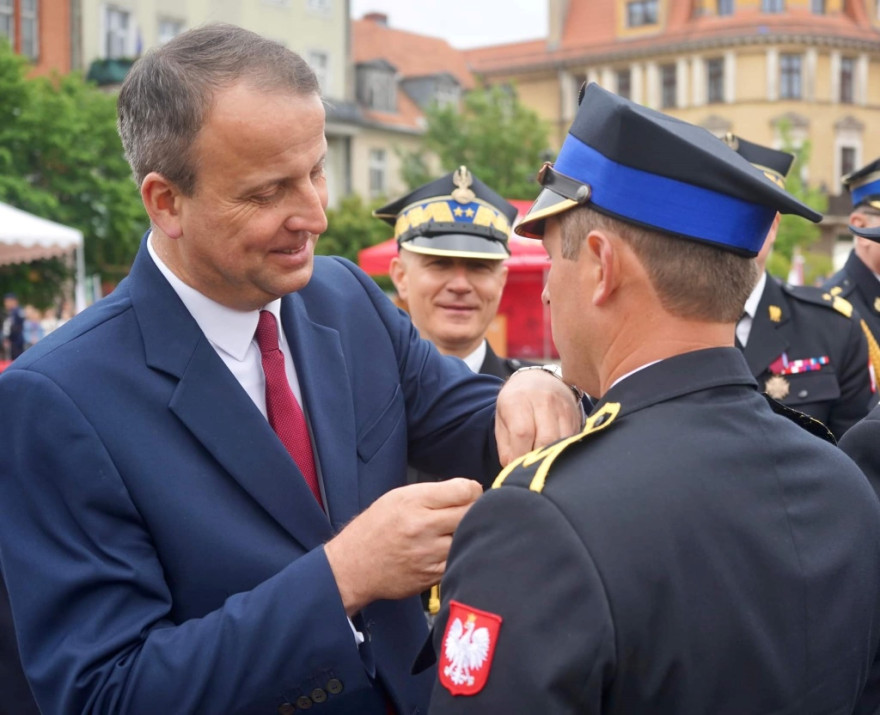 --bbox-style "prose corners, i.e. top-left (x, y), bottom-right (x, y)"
top-left (326, 678), bottom-right (343, 694)
top-left (311, 688), bottom-right (327, 703)
top-left (295, 695), bottom-right (312, 710)
top-left (277, 703), bottom-right (296, 715)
